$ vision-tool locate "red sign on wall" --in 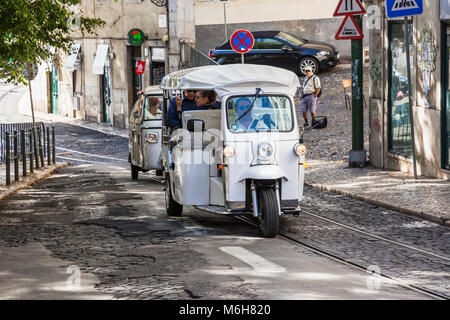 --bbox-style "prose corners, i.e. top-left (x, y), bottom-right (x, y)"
top-left (135, 60), bottom-right (146, 75)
